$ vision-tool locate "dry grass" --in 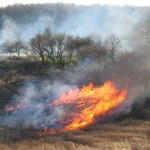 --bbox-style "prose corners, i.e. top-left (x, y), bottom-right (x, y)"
top-left (0, 119), bottom-right (149, 150)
